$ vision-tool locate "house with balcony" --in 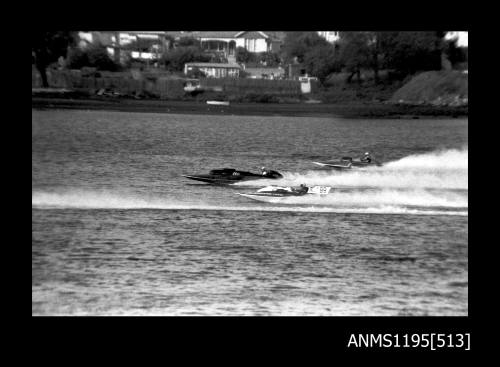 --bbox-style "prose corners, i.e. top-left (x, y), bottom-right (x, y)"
top-left (166, 31), bottom-right (284, 62)
top-left (77, 31), bottom-right (285, 68)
